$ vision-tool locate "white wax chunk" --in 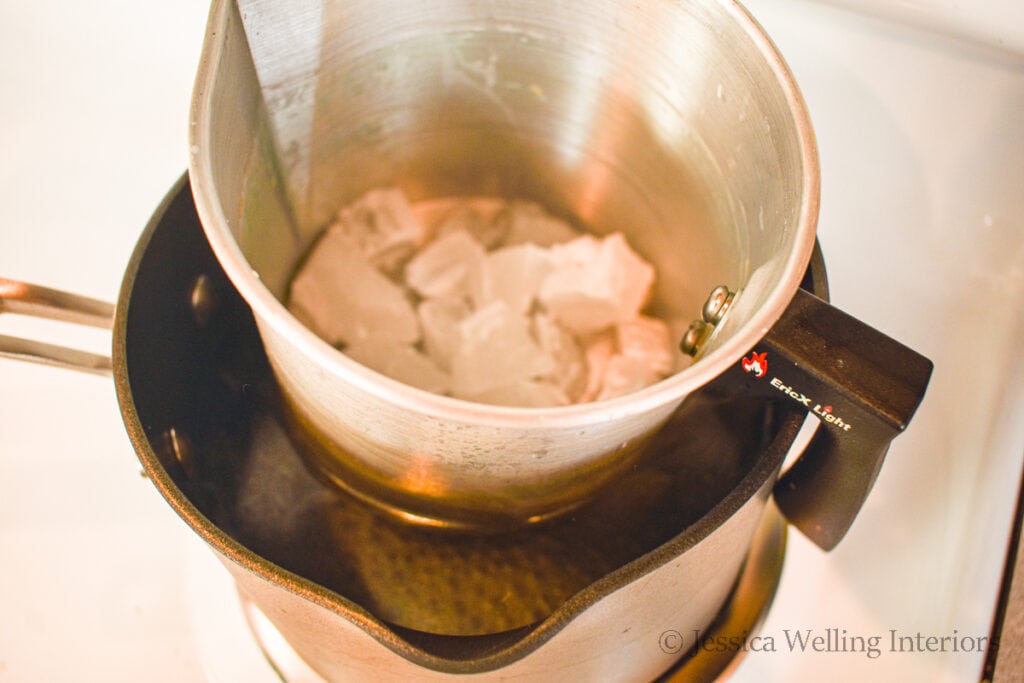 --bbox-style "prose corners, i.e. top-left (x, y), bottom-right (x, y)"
top-left (538, 232), bottom-right (655, 335)
top-left (500, 201), bottom-right (579, 247)
top-left (602, 232), bottom-right (657, 319)
top-left (404, 229), bottom-right (486, 300)
top-left (330, 187), bottom-right (427, 273)
top-left (615, 315), bottom-right (675, 376)
top-left (531, 311), bottom-right (587, 402)
top-left (450, 301), bottom-right (555, 397)
top-left (434, 200), bottom-right (509, 249)
top-left (418, 297), bottom-right (471, 372)
top-left (597, 353), bottom-right (662, 401)
top-left (472, 243), bottom-right (552, 315)
top-left (288, 229), bottom-right (420, 346)
top-left (578, 332), bottom-right (615, 403)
